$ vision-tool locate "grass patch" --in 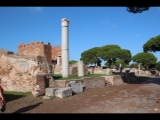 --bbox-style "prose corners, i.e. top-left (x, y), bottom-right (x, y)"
top-left (52, 74), bottom-right (116, 80)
